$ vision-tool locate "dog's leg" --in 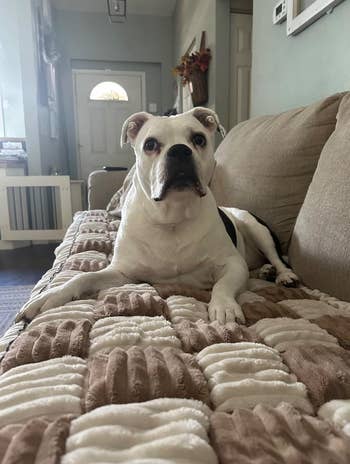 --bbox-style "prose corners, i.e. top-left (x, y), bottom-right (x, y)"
top-left (16, 265), bottom-right (132, 322)
top-left (238, 212), bottom-right (299, 287)
top-left (209, 255), bottom-right (249, 324)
